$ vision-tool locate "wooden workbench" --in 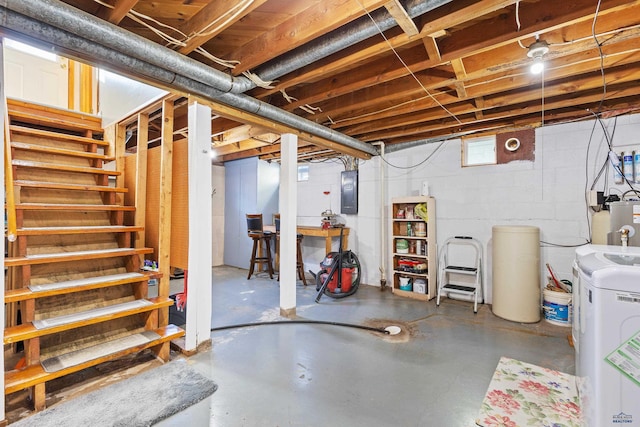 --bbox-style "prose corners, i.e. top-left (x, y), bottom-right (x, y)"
top-left (296, 226), bottom-right (349, 254)
top-left (264, 225), bottom-right (350, 253)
